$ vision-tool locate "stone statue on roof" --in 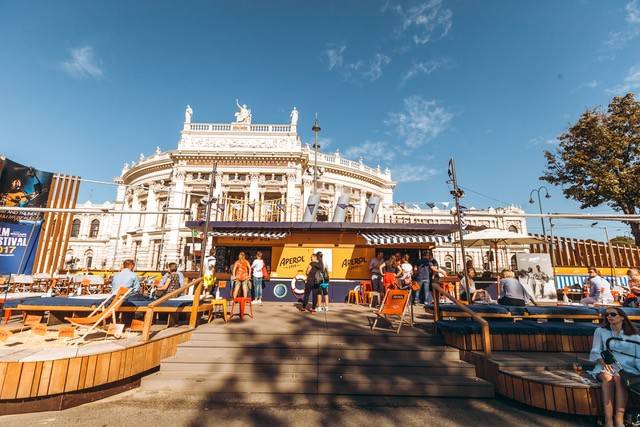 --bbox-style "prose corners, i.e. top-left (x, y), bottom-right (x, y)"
top-left (185, 105), bottom-right (193, 123)
top-left (234, 99), bottom-right (252, 124)
top-left (290, 106), bottom-right (299, 126)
